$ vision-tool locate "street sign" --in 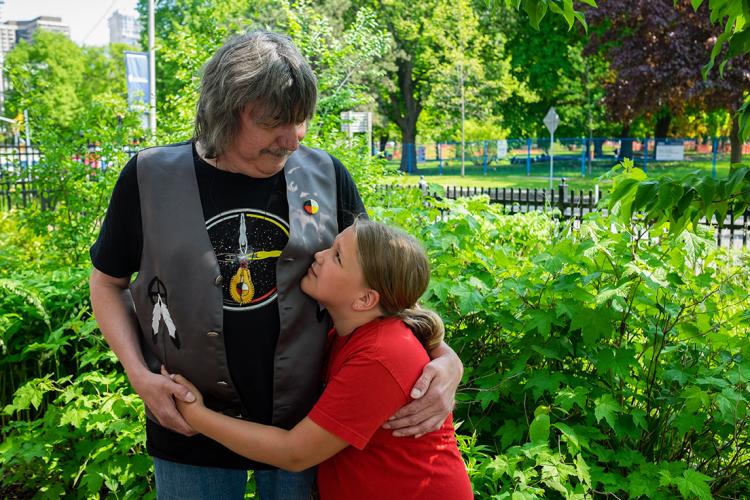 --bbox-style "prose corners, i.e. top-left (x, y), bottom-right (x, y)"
top-left (543, 107), bottom-right (560, 188)
top-left (543, 107), bottom-right (560, 135)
